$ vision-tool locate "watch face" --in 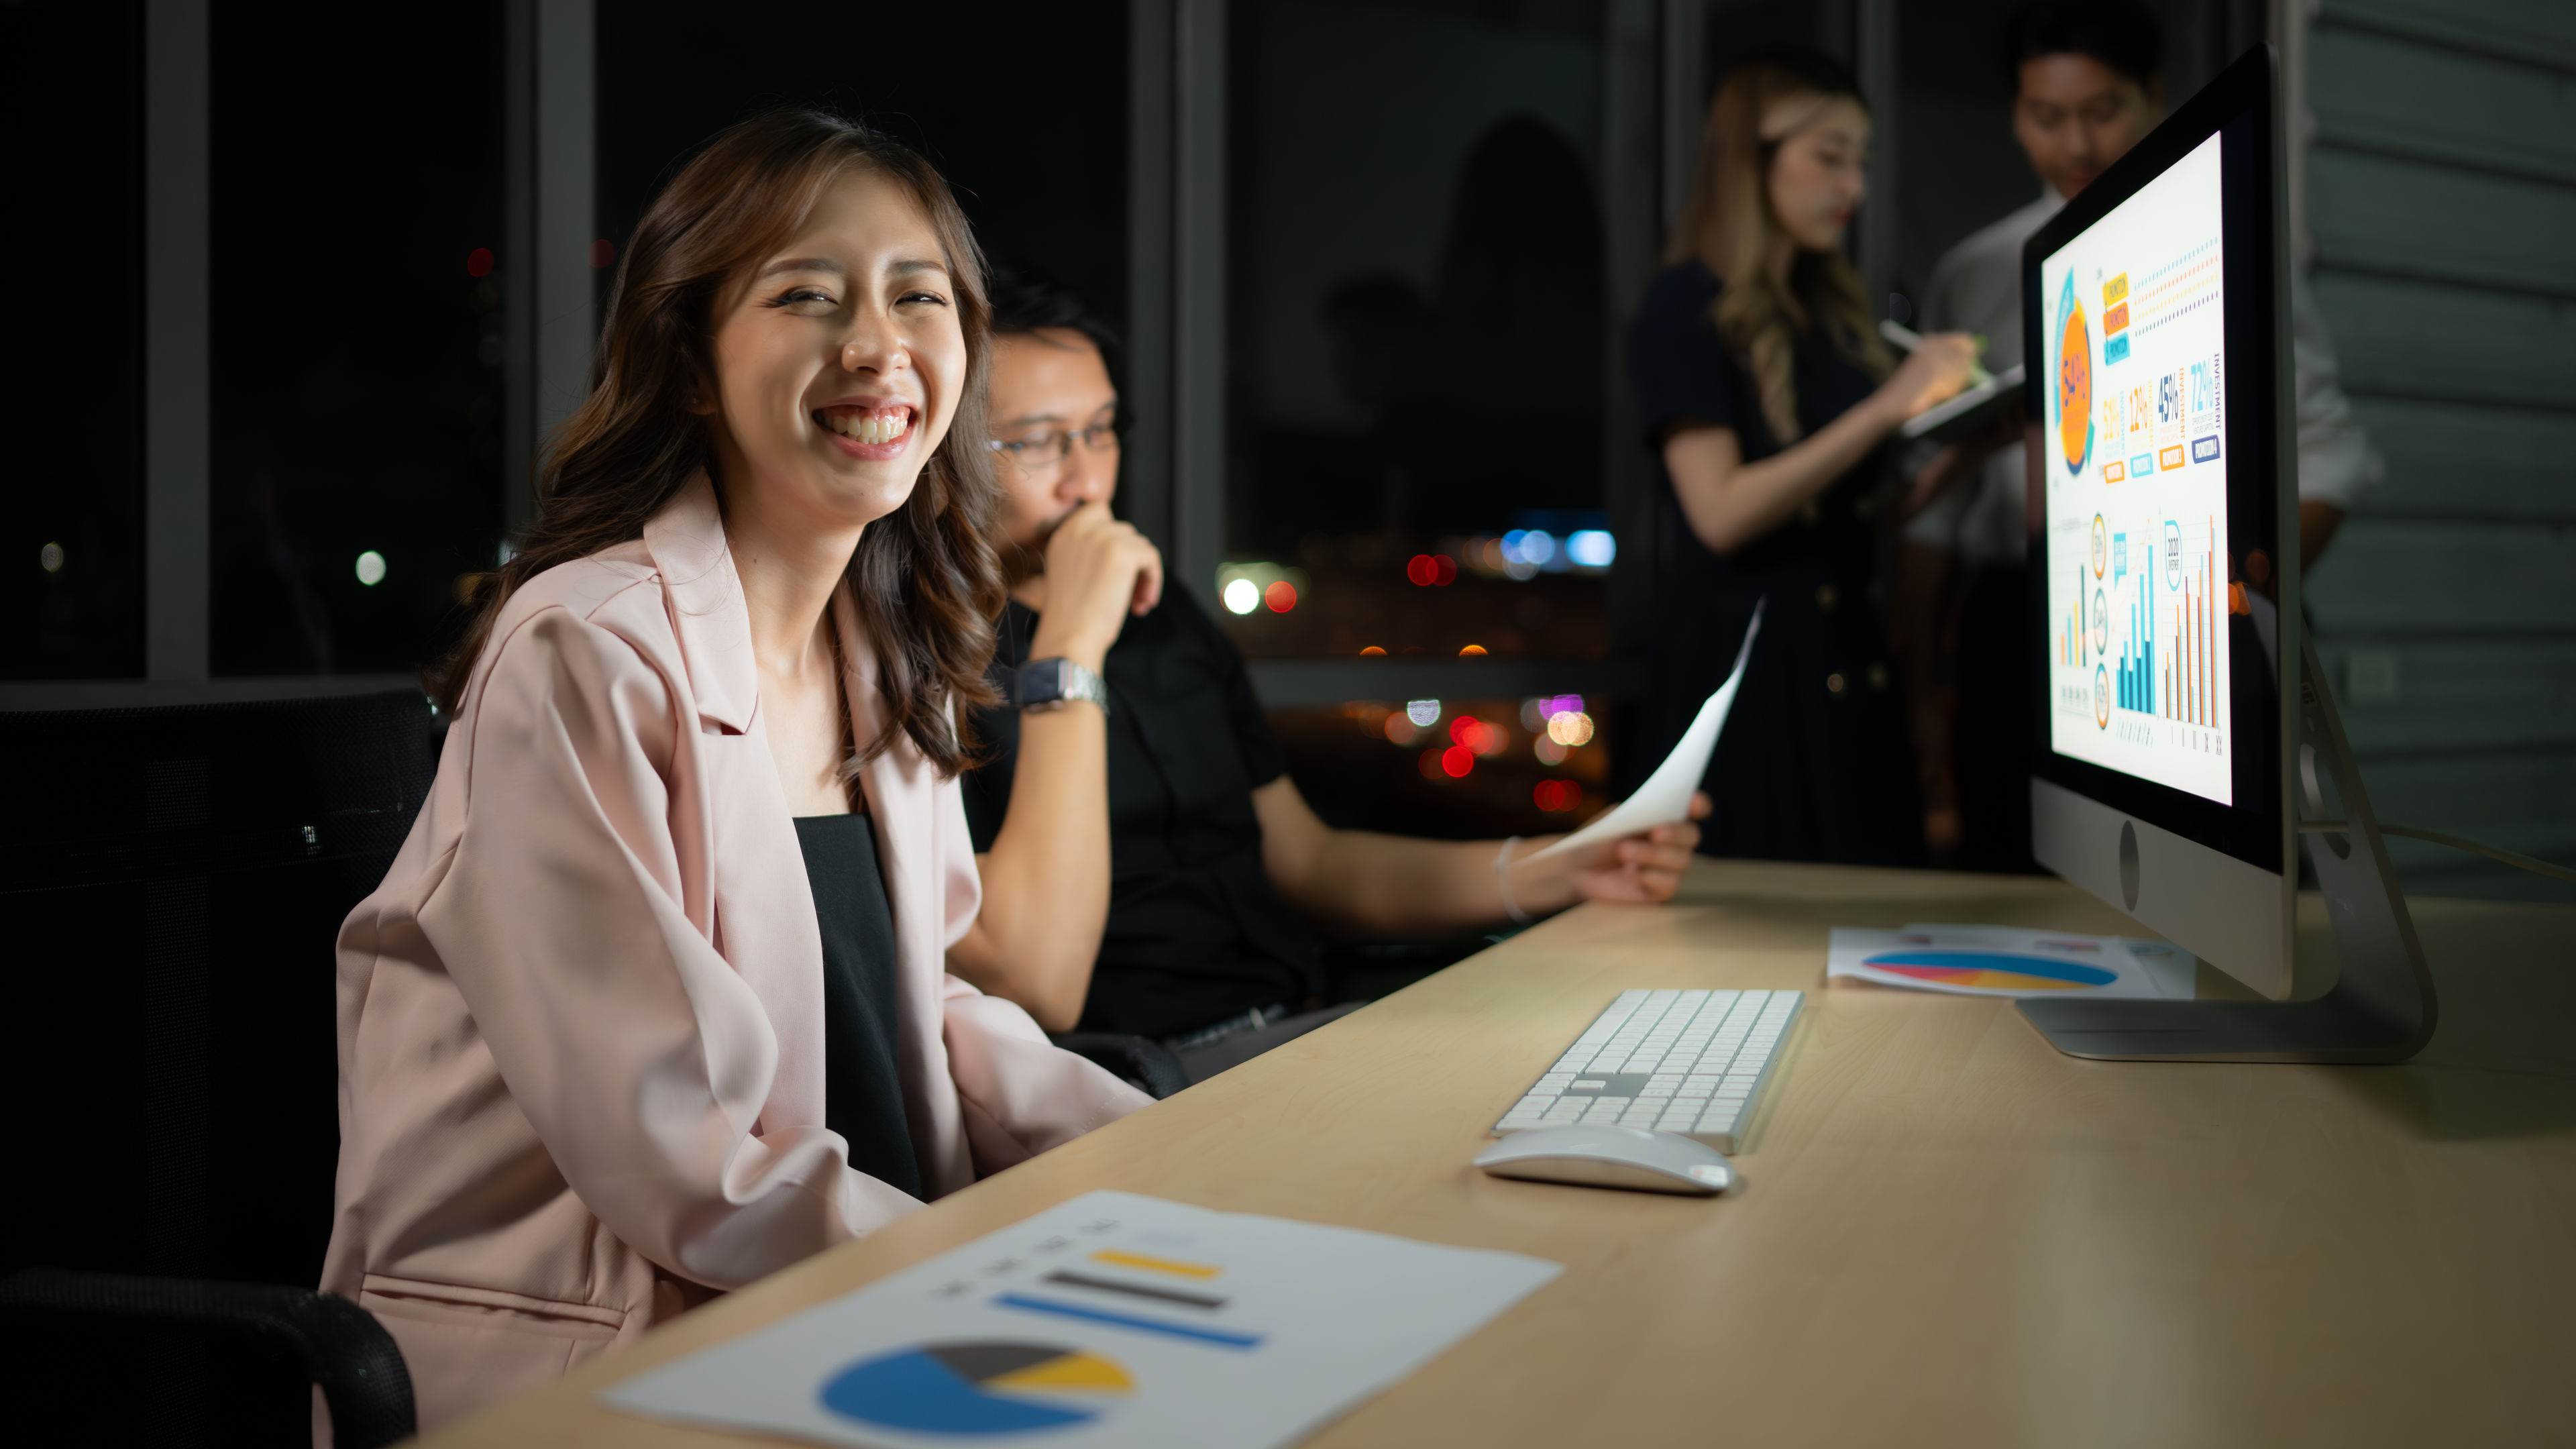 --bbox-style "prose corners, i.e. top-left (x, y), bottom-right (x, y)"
top-left (1018, 659), bottom-right (1059, 706)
